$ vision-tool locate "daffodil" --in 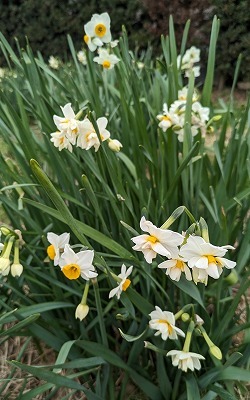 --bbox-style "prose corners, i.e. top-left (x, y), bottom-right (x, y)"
top-left (179, 235), bottom-right (236, 284)
top-left (109, 264), bottom-right (133, 300)
top-left (53, 103), bottom-right (79, 144)
top-left (50, 131), bottom-right (73, 152)
top-left (83, 35), bottom-right (103, 52)
top-left (167, 350), bottom-right (205, 372)
top-left (158, 257), bottom-right (192, 282)
top-left (108, 138), bottom-right (123, 152)
top-left (47, 232), bottom-right (70, 266)
top-left (157, 103), bottom-right (177, 132)
top-left (93, 49), bottom-right (120, 69)
top-left (77, 50), bottom-right (87, 65)
top-left (77, 117), bottom-right (110, 151)
top-left (48, 56), bottom-right (60, 70)
top-left (59, 244), bottom-right (97, 281)
top-left (84, 13), bottom-right (112, 47)
top-left (131, 217), bottom-right (183, 263)
top-left (149, 306), bottom-right (185, 340)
